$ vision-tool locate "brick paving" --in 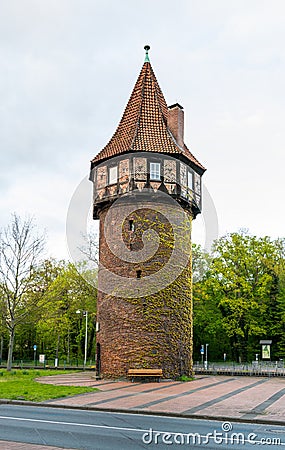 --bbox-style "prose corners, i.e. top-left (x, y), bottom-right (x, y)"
top-left (1, 372), bottom-right (285, 449)
top-left (44, 372), bottom-right (285, 424)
